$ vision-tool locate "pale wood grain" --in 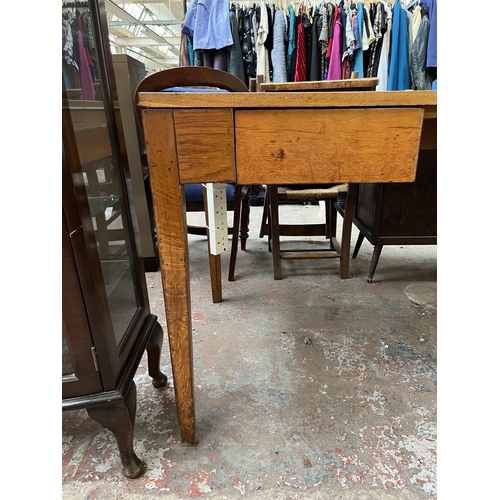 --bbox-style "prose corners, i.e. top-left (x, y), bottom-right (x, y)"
top-left (174, 109), bottom-right (236, 184)
top-left (234, 108), bottom-right (424, 185)
top-left (260, 78), bottom-right (379, 92)
top-left (142, 108), bottom-right (196, 445)
top-left (138, 90), bottom-right (437, 117)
